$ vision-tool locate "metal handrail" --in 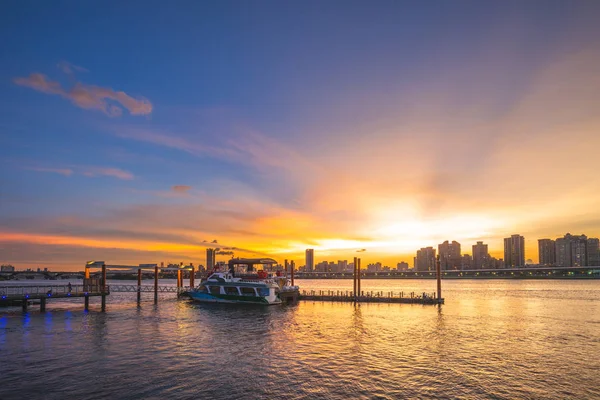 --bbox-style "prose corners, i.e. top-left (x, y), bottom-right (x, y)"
top-left (0, 284), bottom-right (104, 297)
